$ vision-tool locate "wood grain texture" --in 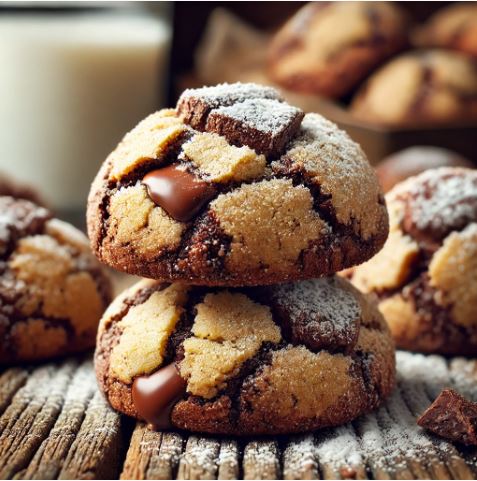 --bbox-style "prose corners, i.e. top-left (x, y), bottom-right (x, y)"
top-left (57, 390), bottom-right (125, 480)
top-left (0, 368), bottom-right (28, 416)
top-left (1, 352), bottom-right (477, 480)
top-left (121, 425), bottom-right (183, 480)
top-left (24, 360), bottom-right (96, 480)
